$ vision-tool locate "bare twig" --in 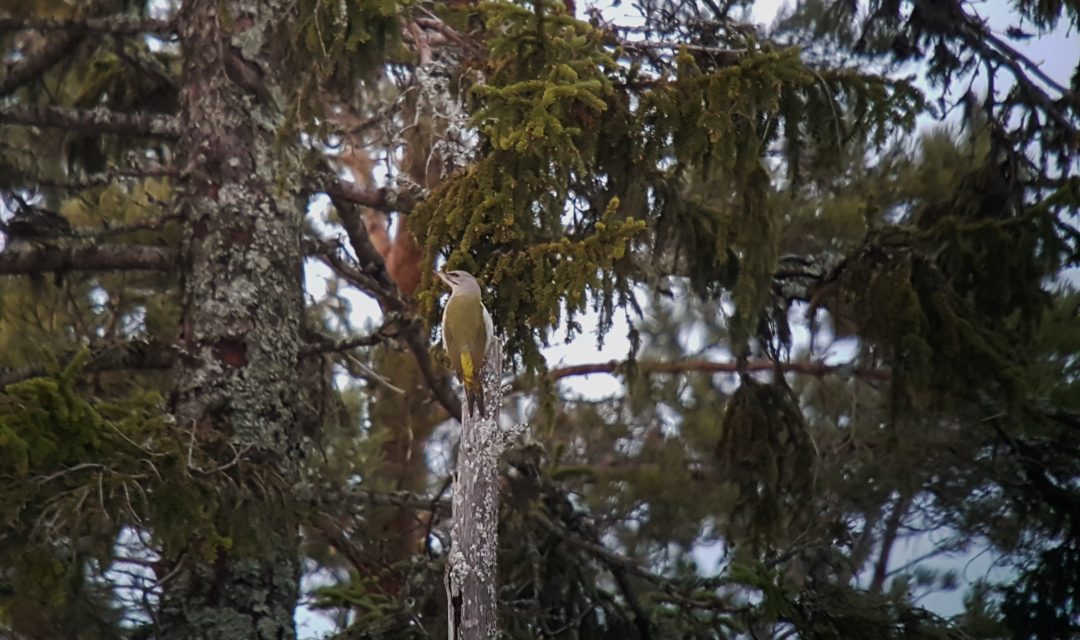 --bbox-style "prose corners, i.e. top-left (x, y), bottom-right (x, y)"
top-left (531, 357), bottom-right (890, 387)
top-left (323, 183), bottom-right (462, 421)
top-left (329, 486), bottom-right (451, 514)
top-left (321, 179), bottom-right (417, 214)
top-left (34, 462), bottom-right (105, 485)
top-left (300, 317), bottom-right (406, 356)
